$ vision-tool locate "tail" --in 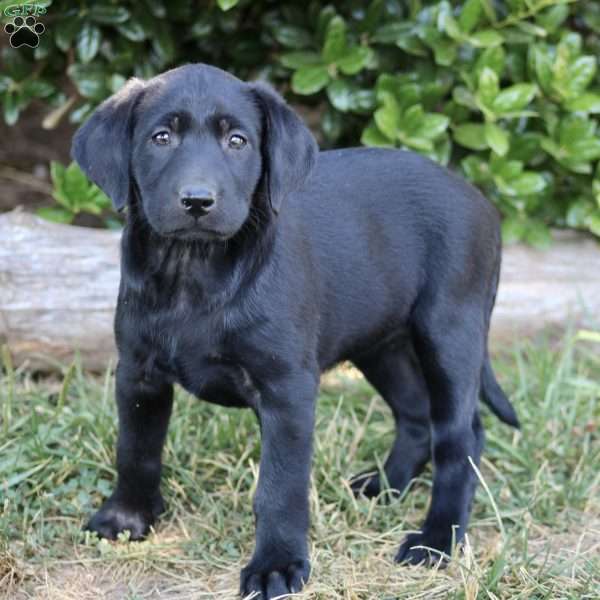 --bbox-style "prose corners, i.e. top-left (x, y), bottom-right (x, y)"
top-left (480, 235), bottom-right (519, 428)
top-left (481, 355), bottom-right (520, 428)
